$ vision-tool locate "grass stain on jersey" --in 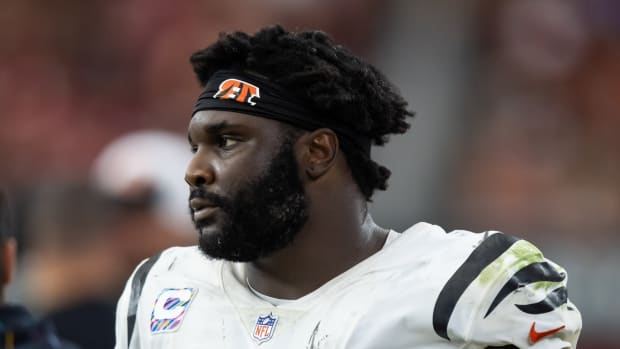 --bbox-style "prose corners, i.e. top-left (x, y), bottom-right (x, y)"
top-left (508, 240), bottom-right (543, 260)
top-left (477, 255), bottom-right (506, 285)
top-left (530, 280), bottom-right (560, 292)
top-left (477, 241), bottom-right (544, 286)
